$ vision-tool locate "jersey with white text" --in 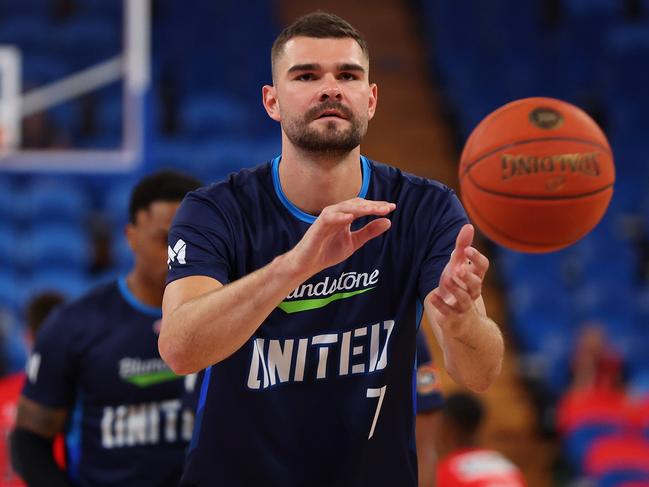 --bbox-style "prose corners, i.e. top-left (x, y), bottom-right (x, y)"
top-left (167, 156), bottom-right (468, 487)
top-left (184, 331), bottom-right (443, 415)
top-left (22, 279), bottom-right (193, 487)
